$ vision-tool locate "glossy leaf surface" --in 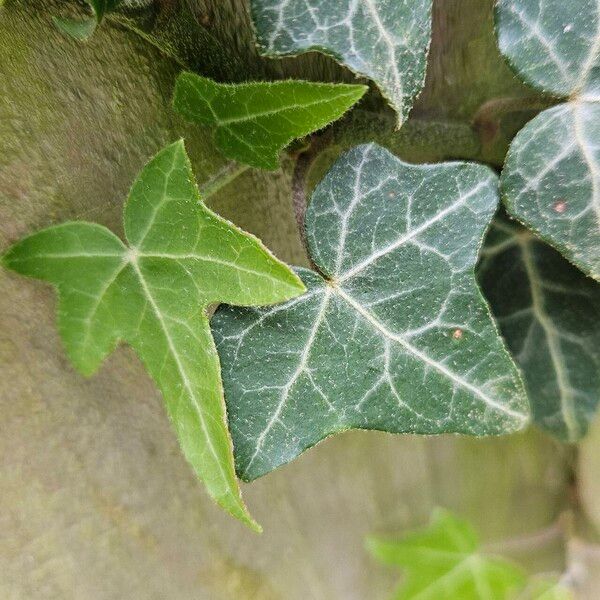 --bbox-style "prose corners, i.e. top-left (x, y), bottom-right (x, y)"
top-left (249, 0), bottom-right (432, 126)
top-left (214, 144), bottom-right (529, 481)
top-left (497, 0), bottom-right (600, 280)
